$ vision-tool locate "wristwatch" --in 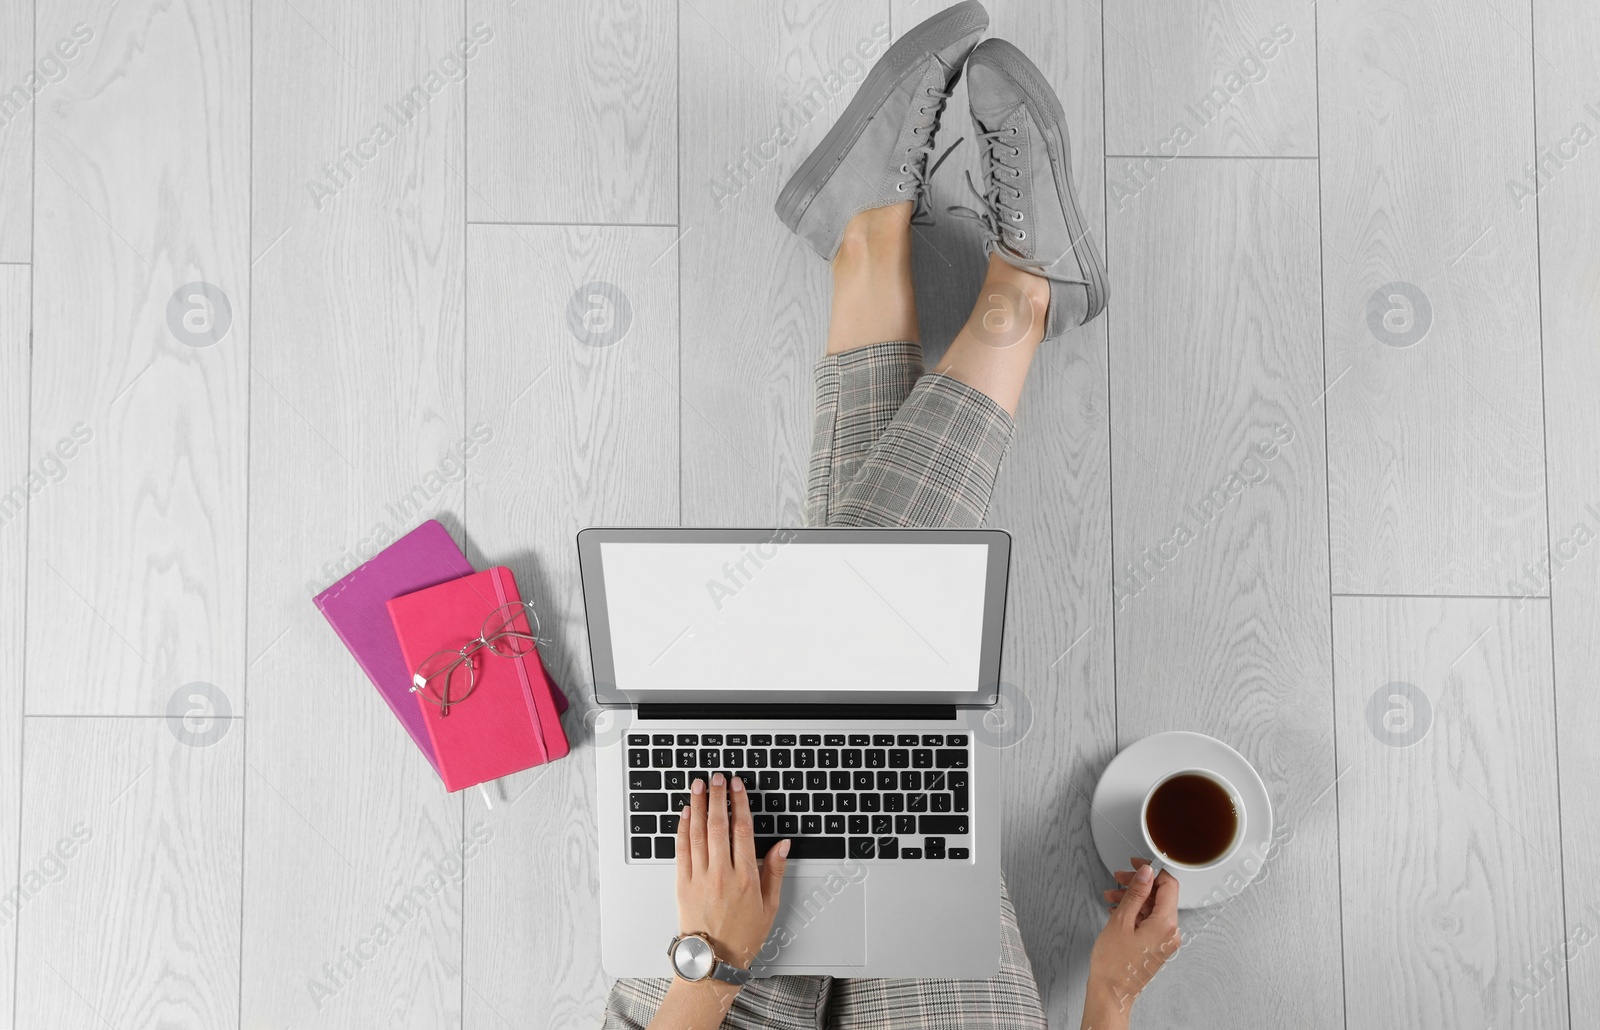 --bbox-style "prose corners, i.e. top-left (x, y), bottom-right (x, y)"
top-left (667, 932), bottom-right (753, 986)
